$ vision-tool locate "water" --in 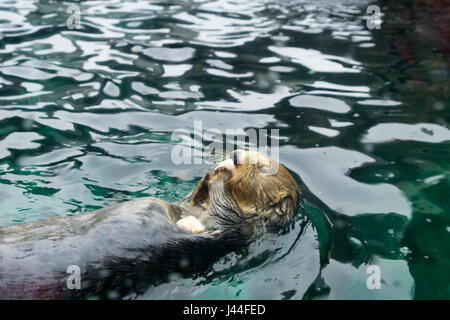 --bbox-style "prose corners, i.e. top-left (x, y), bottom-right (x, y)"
top-left (0, 0), bottom-right (449, 299)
